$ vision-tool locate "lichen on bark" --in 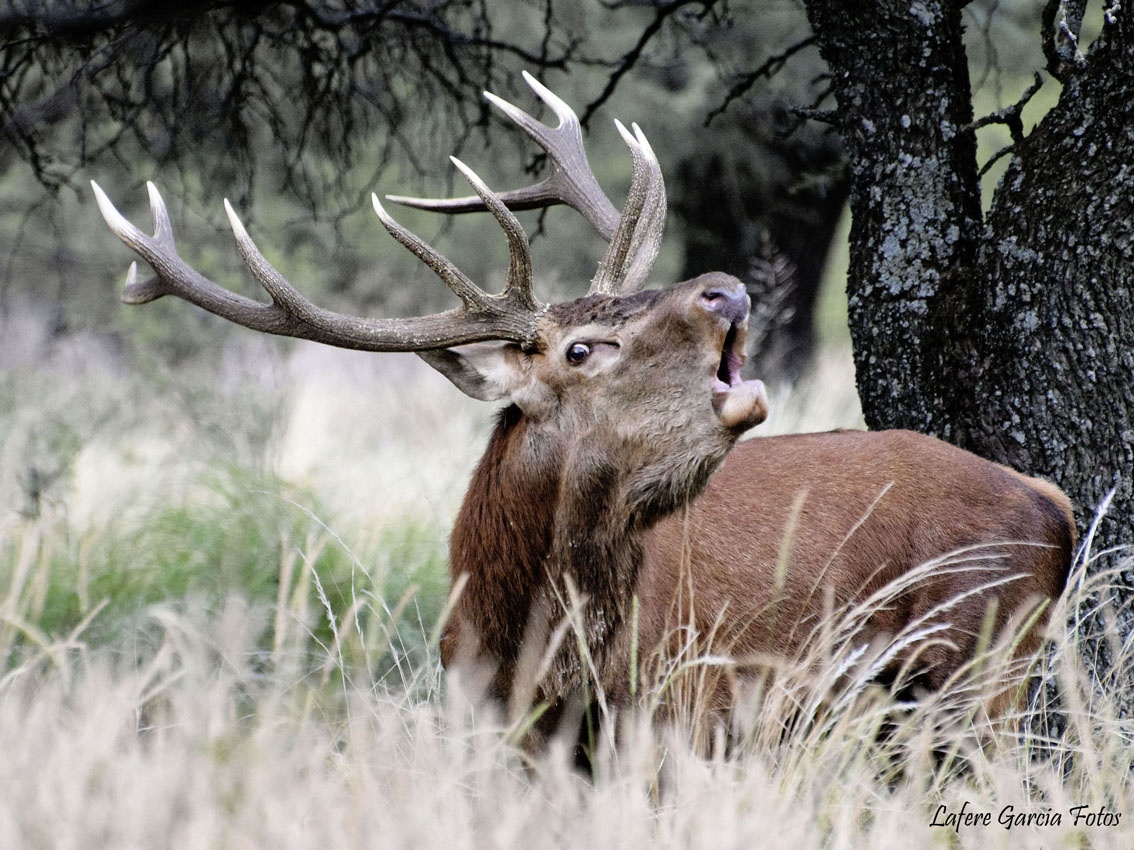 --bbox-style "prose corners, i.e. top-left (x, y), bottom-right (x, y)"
top-left (805, 0), bottom-right (983, 434)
